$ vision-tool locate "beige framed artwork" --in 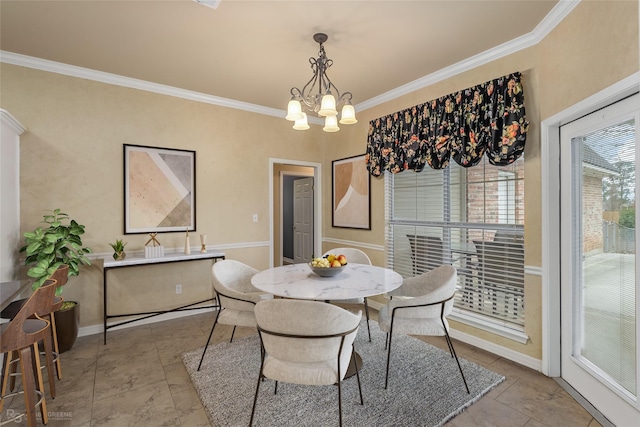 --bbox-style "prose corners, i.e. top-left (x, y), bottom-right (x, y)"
top-left (332, 154), bottom-right (371, 229)
top-left (124, 144), bottom-right (196, 234)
